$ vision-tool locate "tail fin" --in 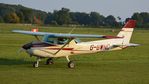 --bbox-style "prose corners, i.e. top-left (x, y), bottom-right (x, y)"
top-left (117, 20), bottom-right (136, 45)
